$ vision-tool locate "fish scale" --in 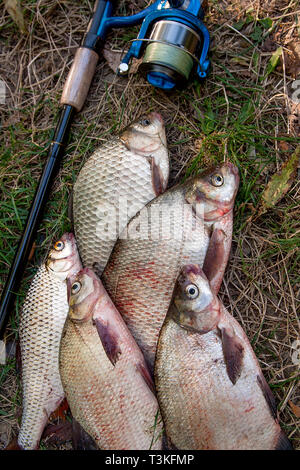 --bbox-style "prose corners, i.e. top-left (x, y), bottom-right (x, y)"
top-left (74, 141), bottom-right (155, 259)
top-left (102, 184), bottom-right (210, 370)
top-left (73, 113), bottom-right (169, 276)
